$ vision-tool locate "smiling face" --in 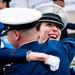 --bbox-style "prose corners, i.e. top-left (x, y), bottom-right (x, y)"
top-left (36, 21), bottom-right (61, 43)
